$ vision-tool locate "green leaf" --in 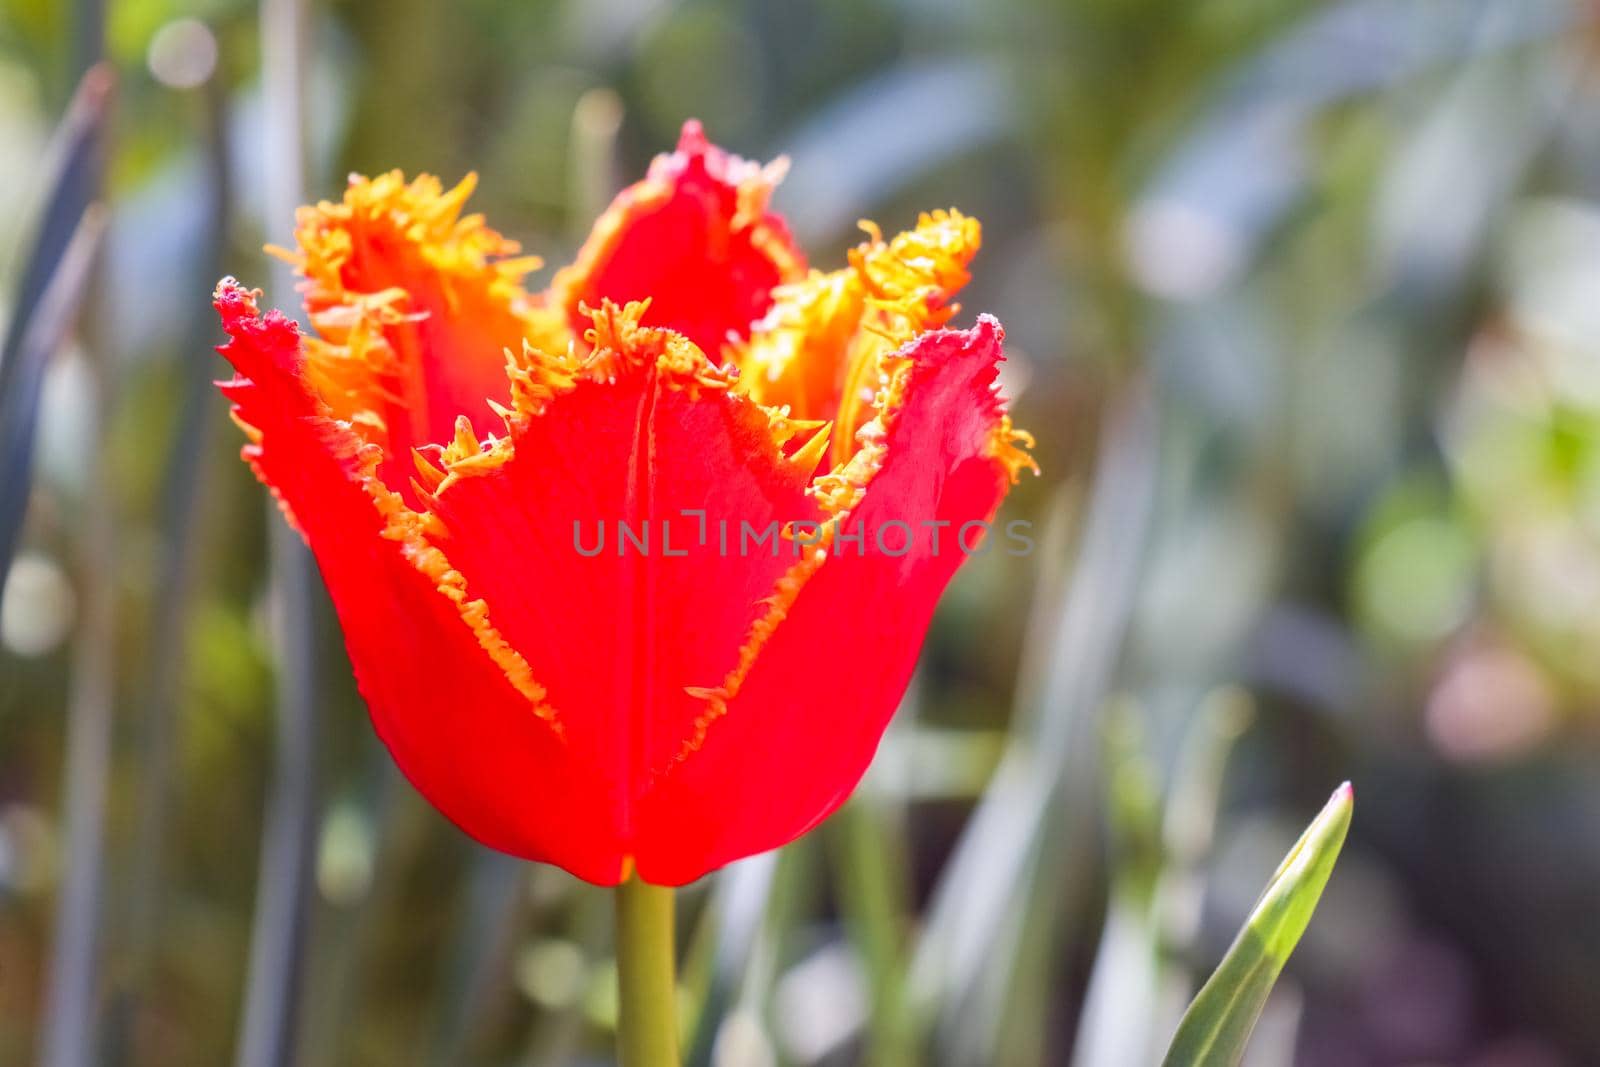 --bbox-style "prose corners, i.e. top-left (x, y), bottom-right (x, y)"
top-left (1161, 782), bottom-right (1353, 1067)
